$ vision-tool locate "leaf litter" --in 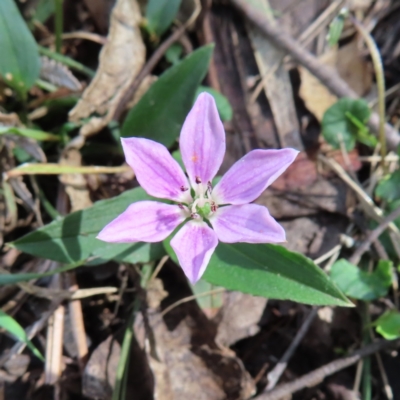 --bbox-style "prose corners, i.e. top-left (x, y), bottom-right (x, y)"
top-left (2, 0), bottom-right (400, 399)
